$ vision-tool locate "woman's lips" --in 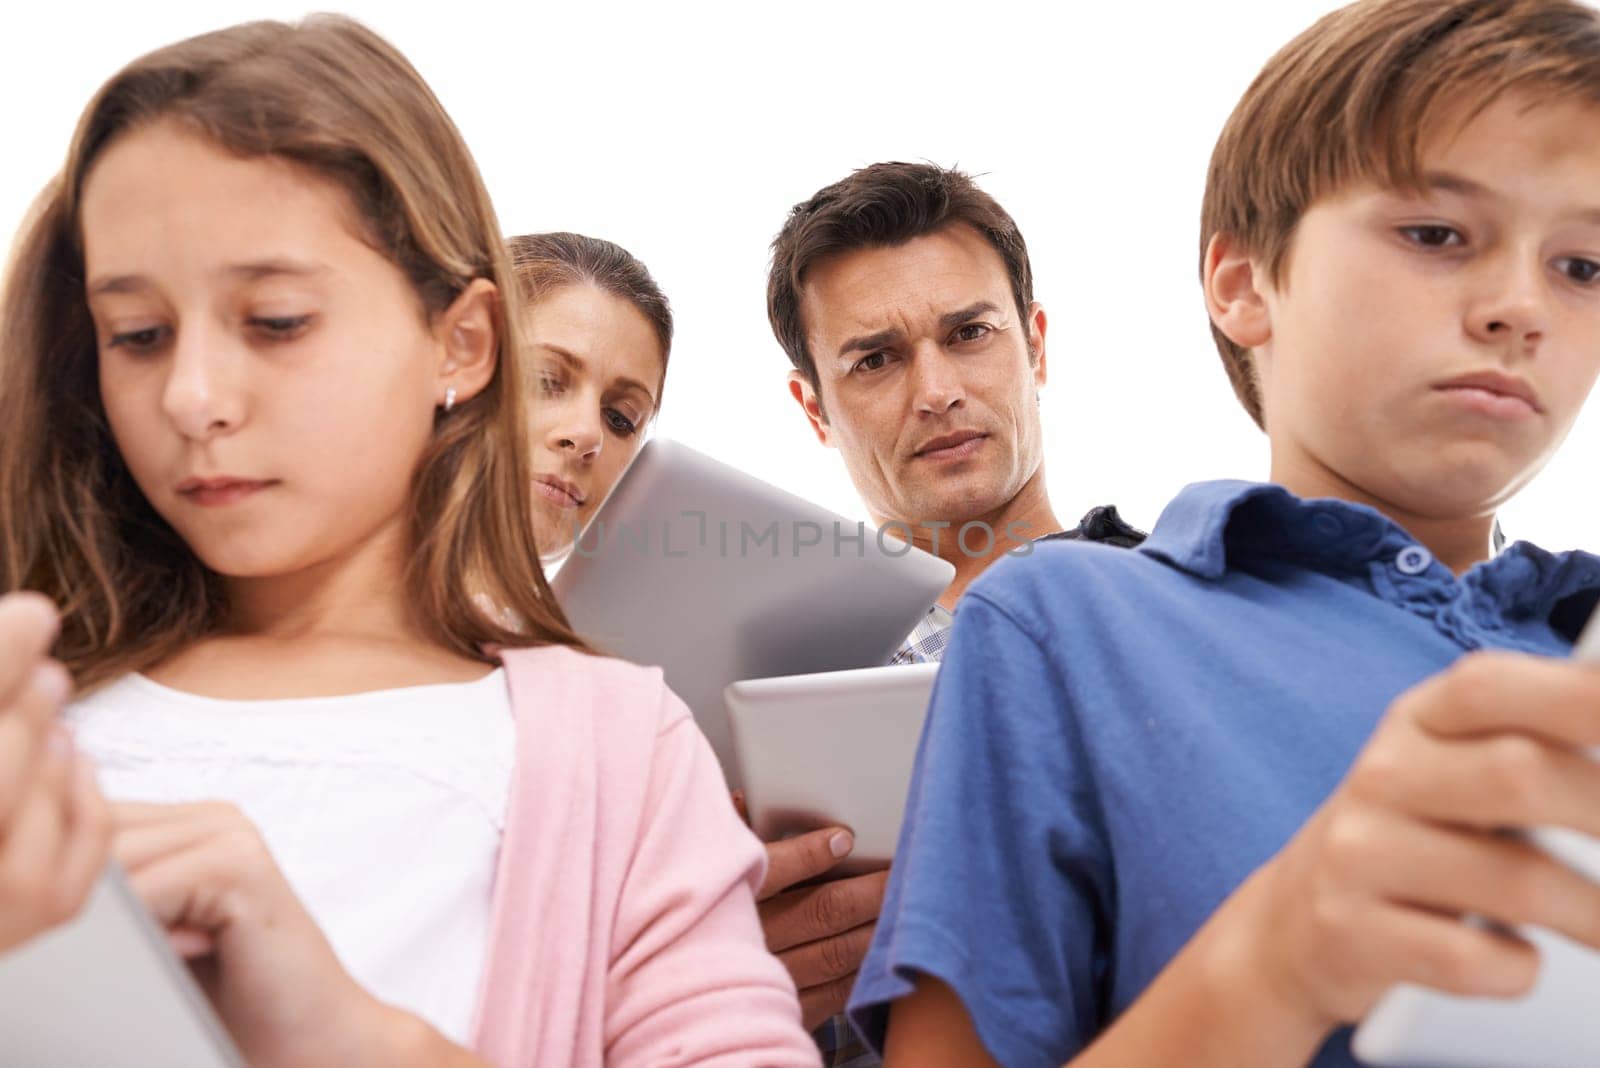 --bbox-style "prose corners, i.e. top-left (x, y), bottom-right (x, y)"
top-left (532, 477), bottom-right (583, 509)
